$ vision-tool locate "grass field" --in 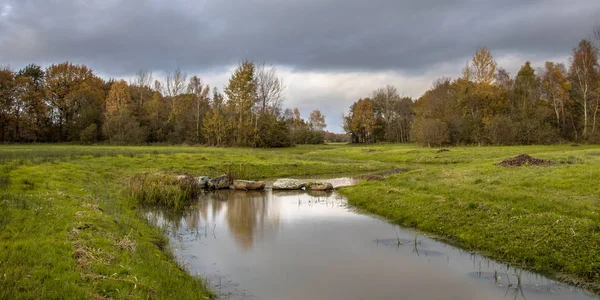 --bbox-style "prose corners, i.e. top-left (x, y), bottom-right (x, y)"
top-left (0, 143), bottom-right (599, 297)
